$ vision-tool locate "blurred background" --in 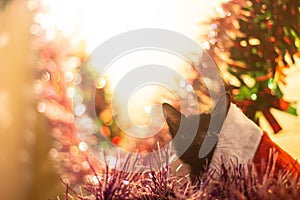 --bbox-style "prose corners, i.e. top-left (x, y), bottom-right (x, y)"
top-left (0, 0), bottom-right (299, 199)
